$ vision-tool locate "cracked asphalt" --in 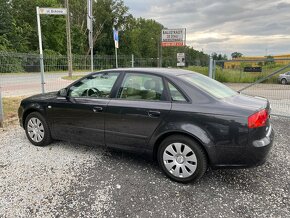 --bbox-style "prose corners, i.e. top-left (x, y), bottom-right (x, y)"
top-left (0, 116), bottom-right (289, 218)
